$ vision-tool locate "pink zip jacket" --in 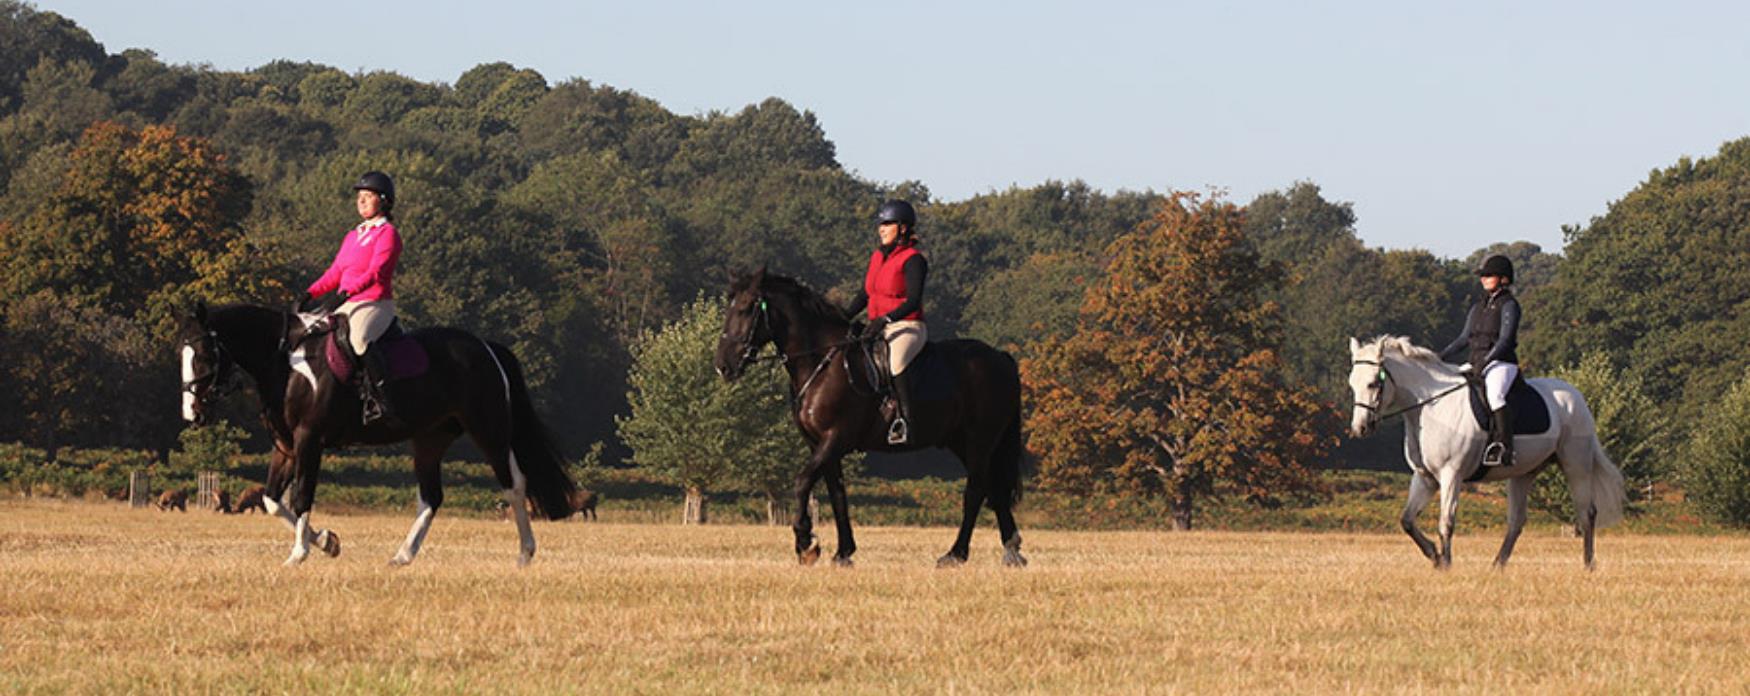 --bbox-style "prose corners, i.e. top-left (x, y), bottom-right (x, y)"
top-left (307, 218), bottom-right (402, 302)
